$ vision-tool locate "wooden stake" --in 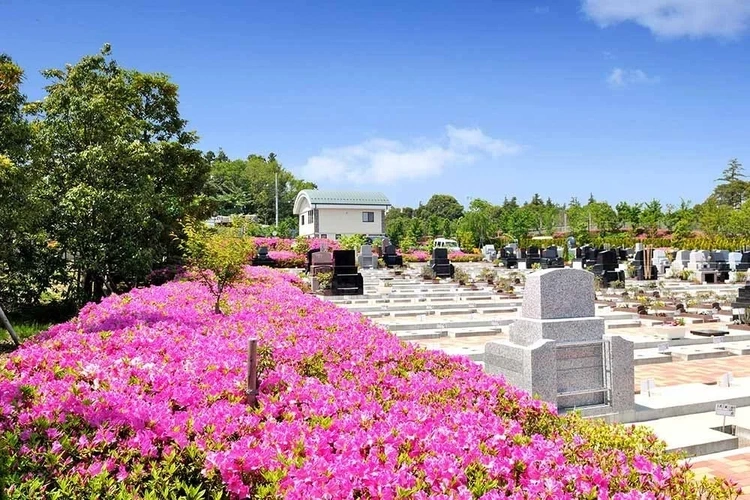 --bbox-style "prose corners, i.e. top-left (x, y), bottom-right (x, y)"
top-left (247, 339), bottom-right (258, 405)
